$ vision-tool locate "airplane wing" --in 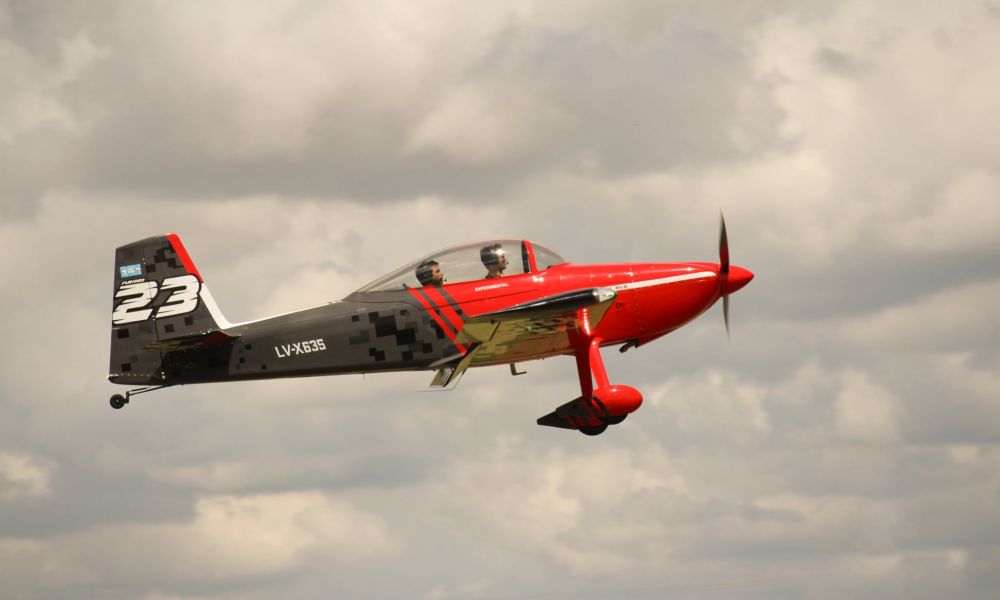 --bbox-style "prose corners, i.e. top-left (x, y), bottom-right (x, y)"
top-left (429, 287), bottom-right (616, 387)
